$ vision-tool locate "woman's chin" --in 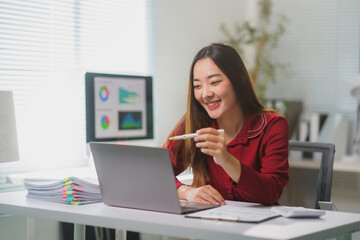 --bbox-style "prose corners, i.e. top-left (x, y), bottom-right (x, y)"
top-left (206, 111), bottom-right (221, 120)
